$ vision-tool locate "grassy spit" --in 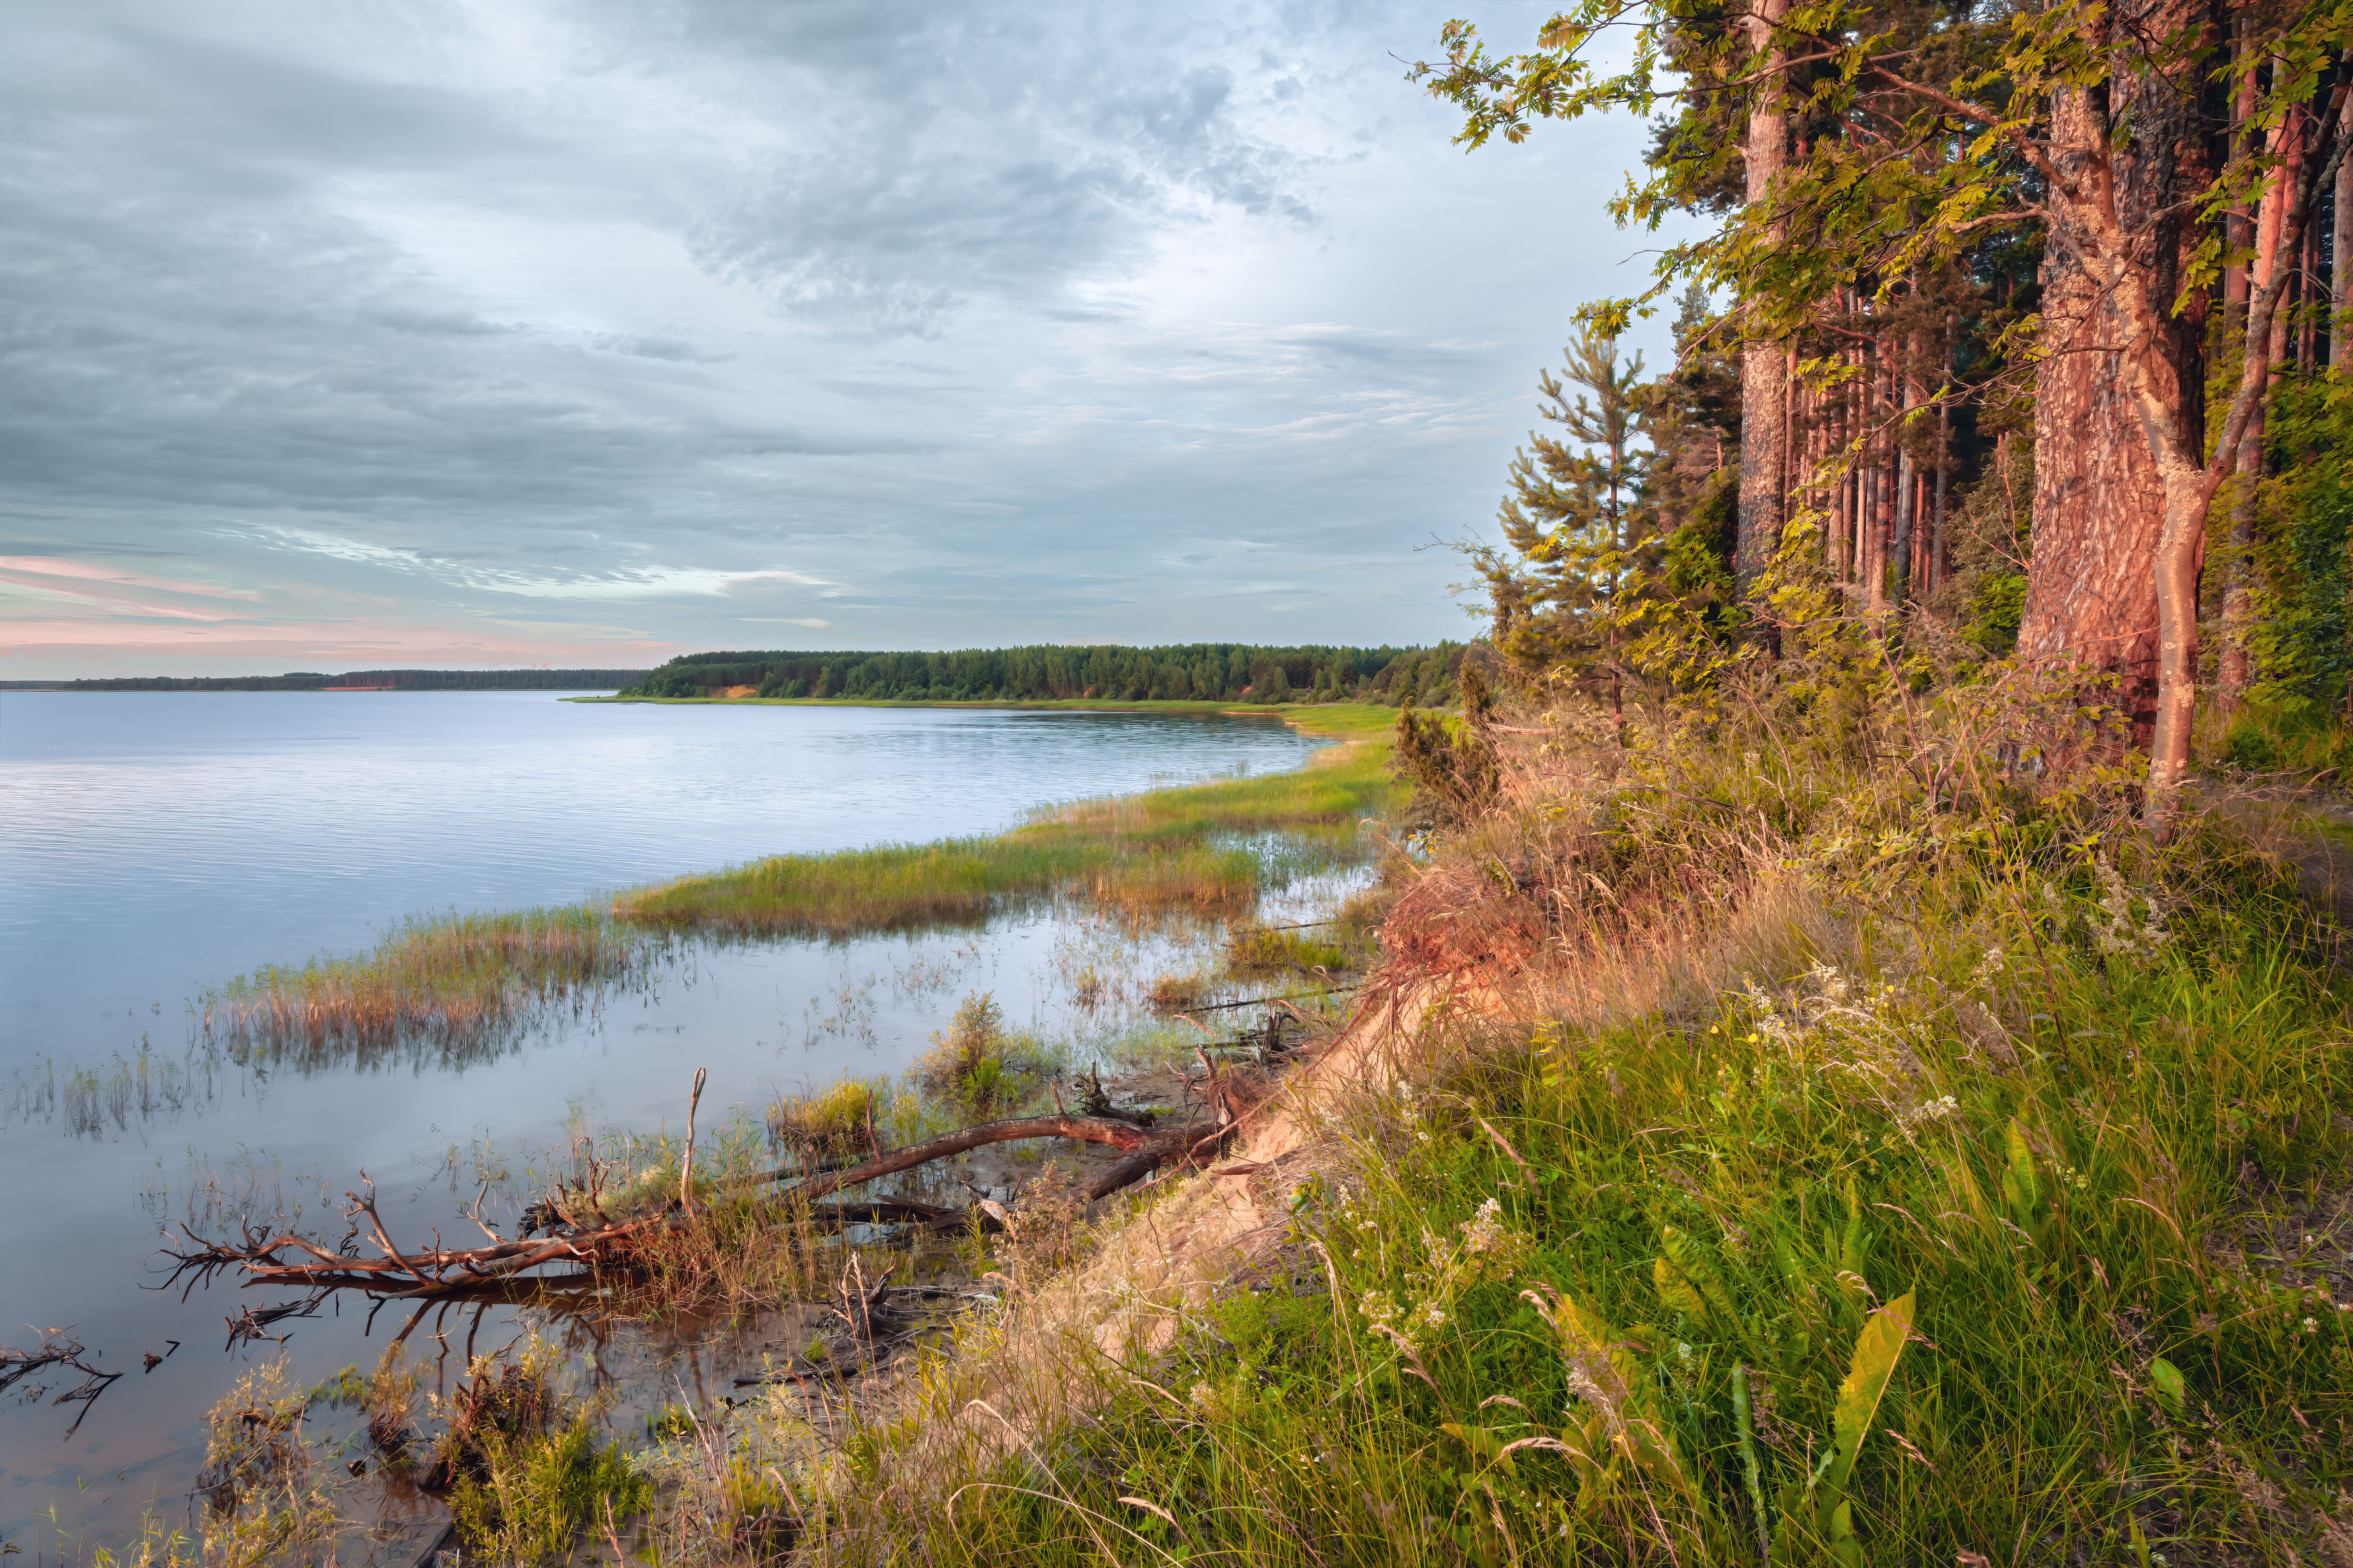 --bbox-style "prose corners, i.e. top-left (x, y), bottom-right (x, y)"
top-left (611, 704), bottom-right (1396, 935)
top-left (193, 704), bottom-right (1395, 1055)
top-left (729, 667), bottom-right (2353, 1567)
